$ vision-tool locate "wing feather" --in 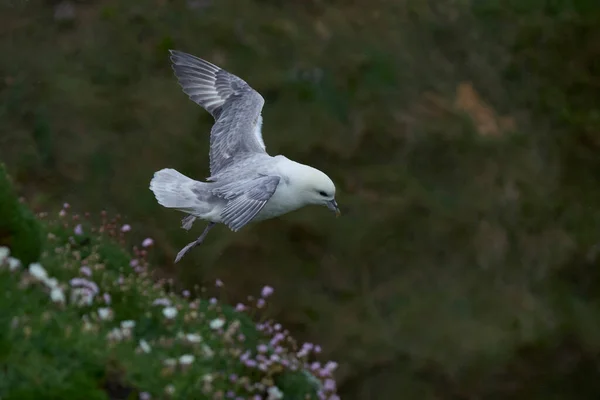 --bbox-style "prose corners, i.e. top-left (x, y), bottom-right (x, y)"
top-left (169, 50), bottom-right (267, 175)
top-left (212, 175), bottom-right (280, 232)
